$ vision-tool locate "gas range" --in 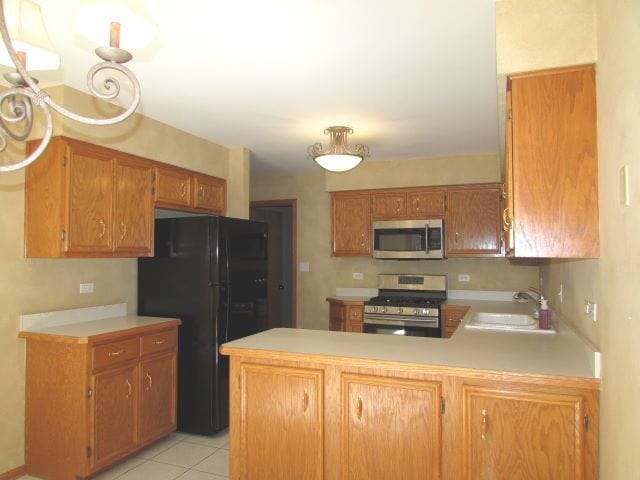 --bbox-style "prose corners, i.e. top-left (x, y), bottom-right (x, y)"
top-left (363, 274), bottom-right (447, 337)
